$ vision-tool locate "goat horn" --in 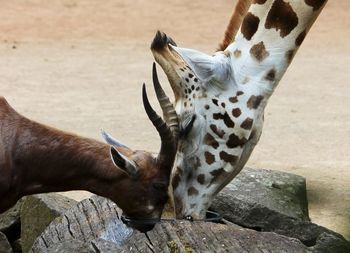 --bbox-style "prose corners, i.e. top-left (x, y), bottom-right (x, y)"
top-left (152, 62), bottom-right (179, 140)
top-left (142, 84), bottom-right (176, 168)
